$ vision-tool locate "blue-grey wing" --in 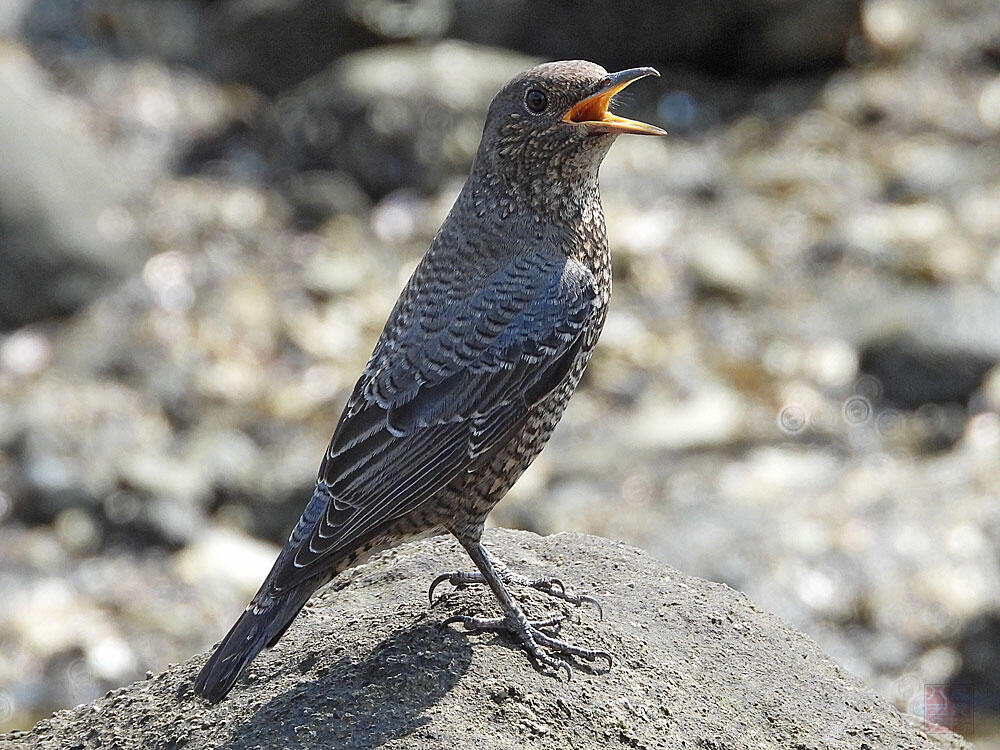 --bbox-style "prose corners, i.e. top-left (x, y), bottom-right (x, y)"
top-left (270, 251), bottom-right (595, 591)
